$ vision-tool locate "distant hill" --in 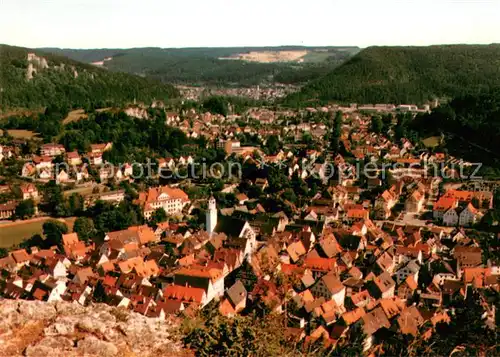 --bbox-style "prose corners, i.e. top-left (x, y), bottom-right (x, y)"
top-left (40, 46), bottom-right (360, 86)
top-left (0, 44), bottom-right (179, 110)
top-left (284, 45), bottom-right (500, 106)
